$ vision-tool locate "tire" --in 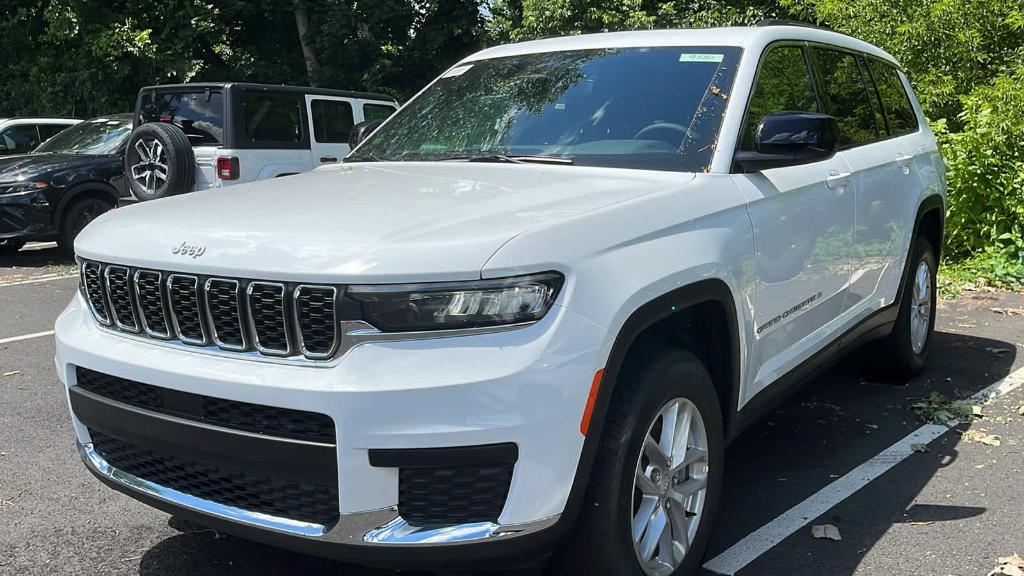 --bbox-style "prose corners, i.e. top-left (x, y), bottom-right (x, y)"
top-left (0, 238), bottom-right (26, 254)
top-left (58, 197), bottom-right (113, 254)
top-left (559, 345), bottom-right (724, 576)
top-left (125, 122), bottom-right (195, 201)
top-left (878, 236), bottom-right (937, 378)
